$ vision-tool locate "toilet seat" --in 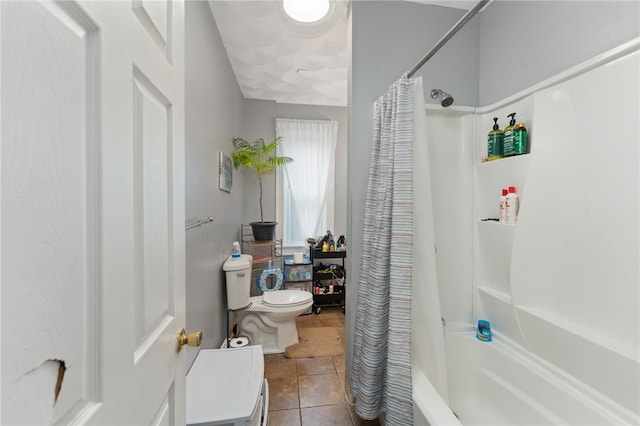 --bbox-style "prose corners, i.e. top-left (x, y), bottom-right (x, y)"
top-left (256, 266), bottom-right (285, 292)
top-left (263, 290), bottom-right (312, 307)
top-left (244, 295), bottom-right (313, 315)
